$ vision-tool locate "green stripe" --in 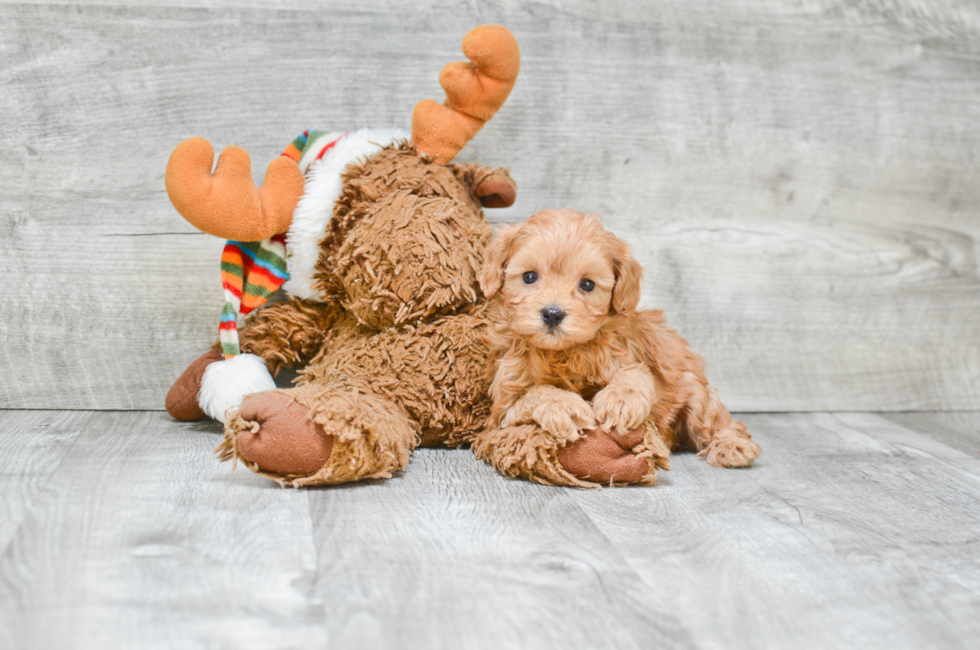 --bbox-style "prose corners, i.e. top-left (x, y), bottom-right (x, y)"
top-left (302, 130), bottom-right (327, 156)
top-left (289, 132), bottom-right (307, 151)
top-left (241, 241), bottom-right (262, 255)
top-left (254, 245), bottom-right (288, 272)
top-left (242, 281), bottom-right (275, 299)
top-left (221, 260), bottom-right (244, 275)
